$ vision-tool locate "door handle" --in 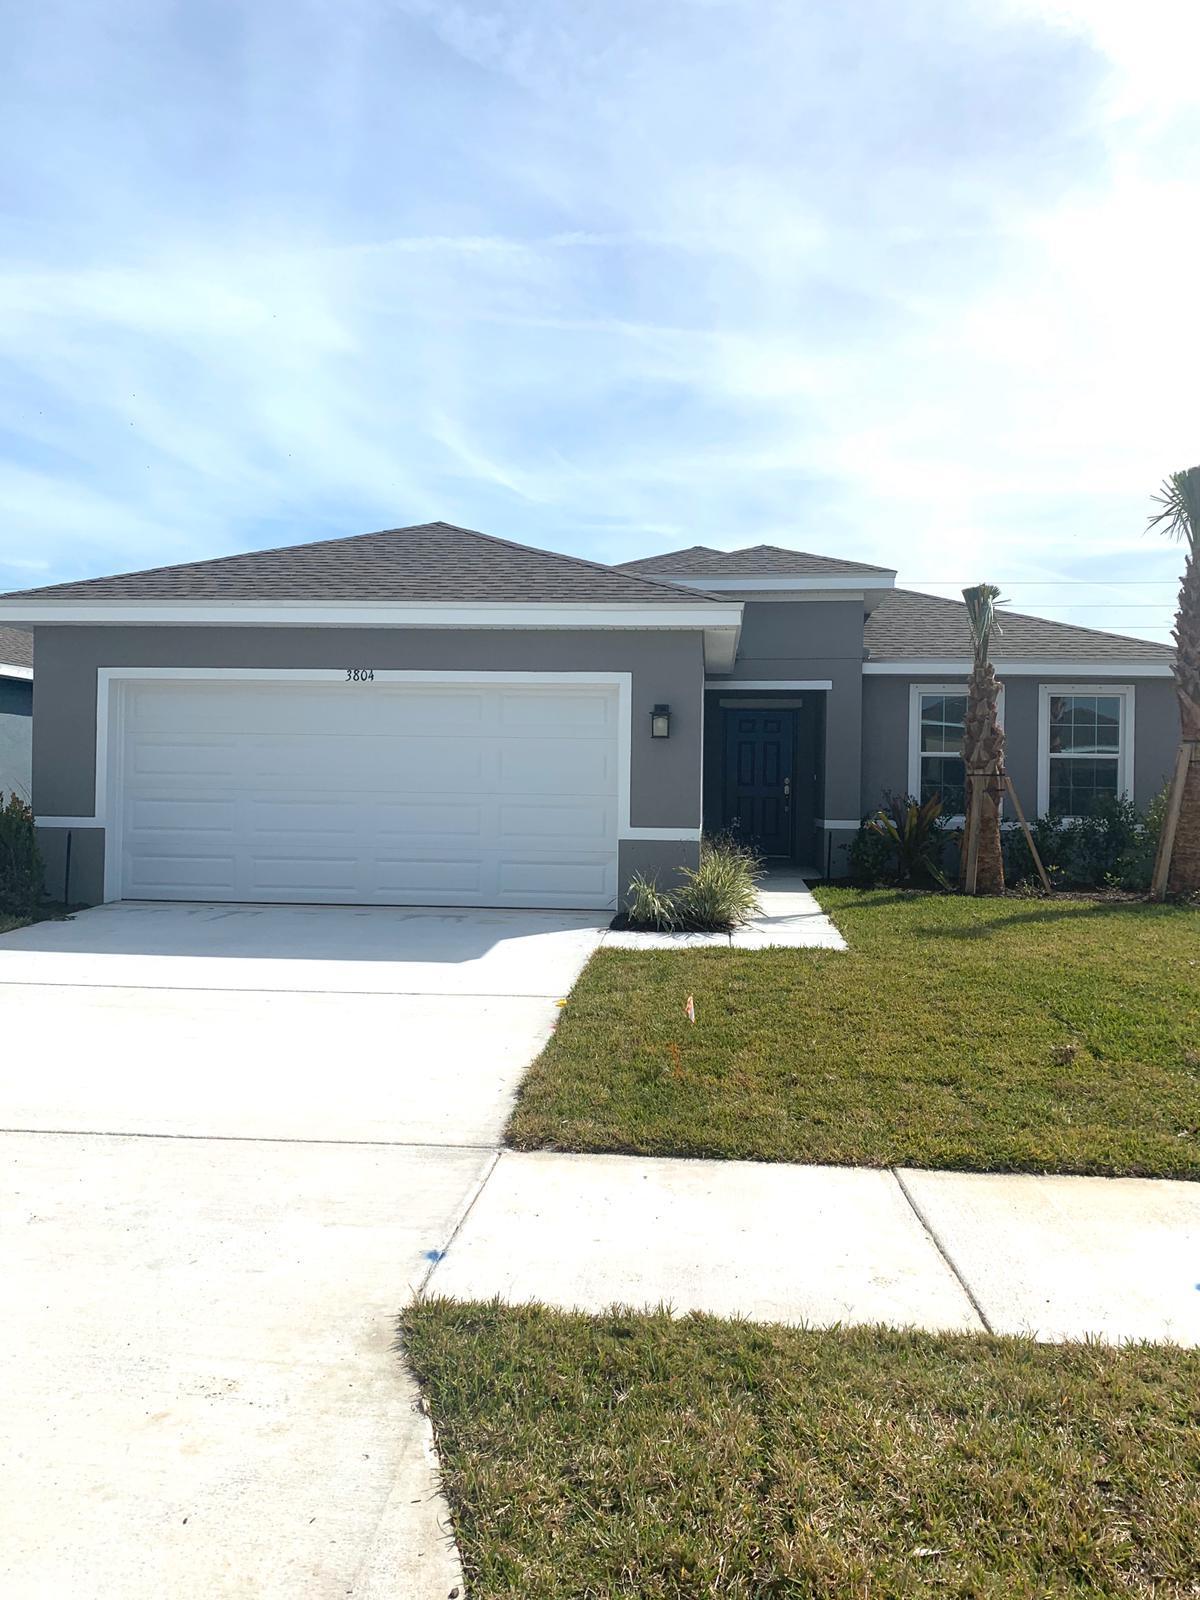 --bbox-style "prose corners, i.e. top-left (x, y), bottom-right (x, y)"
top-left (783, 777), bottom-right (791, 800)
